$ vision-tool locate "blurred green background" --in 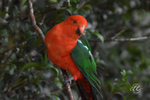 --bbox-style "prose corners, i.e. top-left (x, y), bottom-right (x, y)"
top-left (0, 0), bottom-right (150, 100)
